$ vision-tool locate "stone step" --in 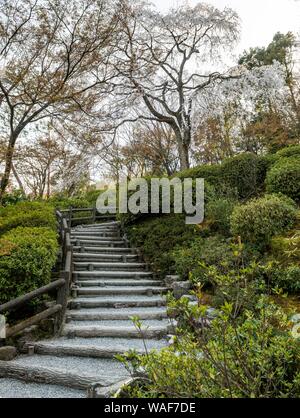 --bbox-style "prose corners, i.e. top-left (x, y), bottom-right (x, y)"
top-left (72, 246), bottom-right (136, 254)
top-left (66, 307), bottom-right (168, 321)
top-left (34, 336), bottom-right (168, 352)
top-left (22, 341), bottom-right (144, 359)
top-left (75, 221), bottom-right (120, 228)
top-left (0, 355), bottom-right (128, 390)
top-left (69, 296), bottom-right (166, 309)
top-left (76, 286), bottom-right (166, 297)
top-left (73, 228), bottom-right (119, 234)
top-left (73, 253), bottom-right (138, 262)
top-left (71, 233), bottom-right (120, 239)
top-left (0, 378), bottom-right (86, 398)
top-left (71, 240), bottom-right (126, 247)
top-left (62, 324), bottom-right (169, 339)
top-left (67, 318), bottom-right (171, 328)
top-left (73, 271), bottom-right (153, 279)
top-left (75, 279), bottom-right (161, 287)
top-left (73, 262), bottom-right (147, 271)
top-left (71, 236), bottom-right (125, 243)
